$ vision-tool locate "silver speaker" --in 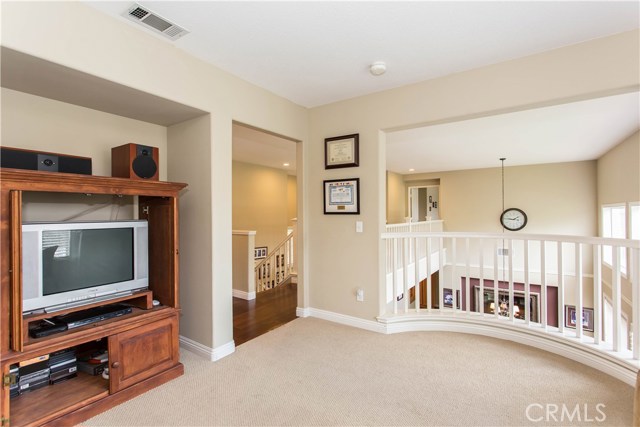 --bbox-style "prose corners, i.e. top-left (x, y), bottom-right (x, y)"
top-left (135, 225), bottom-right (149, 280)
top-left (22, 230), bottom-right (40, 300)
